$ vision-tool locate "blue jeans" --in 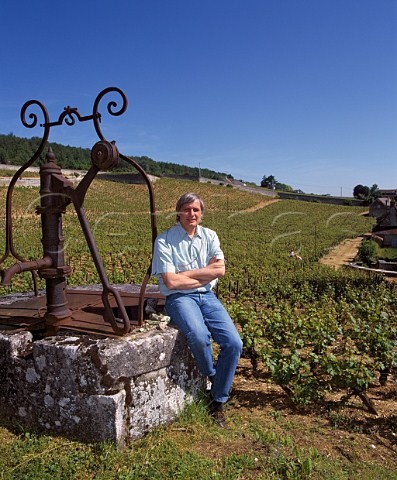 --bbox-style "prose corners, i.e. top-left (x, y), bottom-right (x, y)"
top-left (165, 291), bottom-right (243, 403)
